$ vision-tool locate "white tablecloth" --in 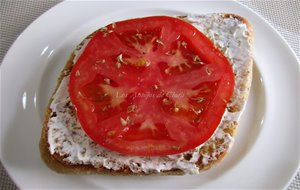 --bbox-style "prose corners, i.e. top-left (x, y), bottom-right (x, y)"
top-left (0, 1), bottom-right (299, 189)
